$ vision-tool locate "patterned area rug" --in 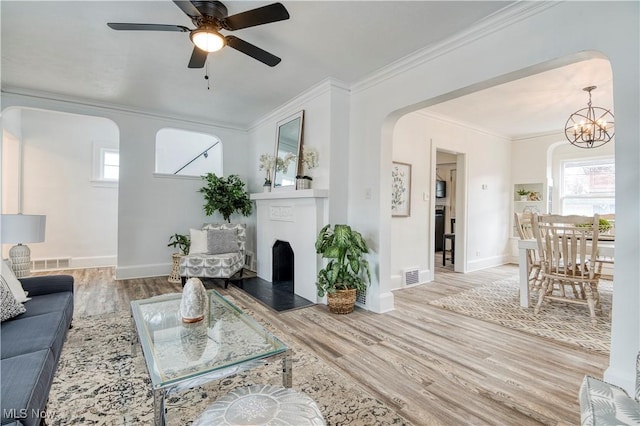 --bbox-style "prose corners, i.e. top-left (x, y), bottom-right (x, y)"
top-left (429, 275), bottom-right (611, 355)
top-left (47, 299), bottom-right (409, 425)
